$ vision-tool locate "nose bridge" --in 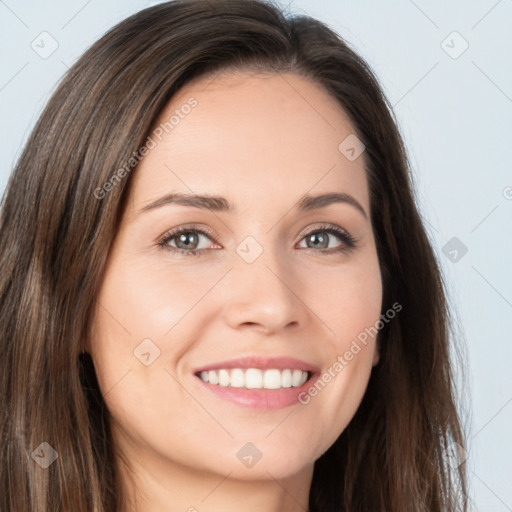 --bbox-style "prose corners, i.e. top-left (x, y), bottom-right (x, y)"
top-left (221, 232), bottom-right (306, 333)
